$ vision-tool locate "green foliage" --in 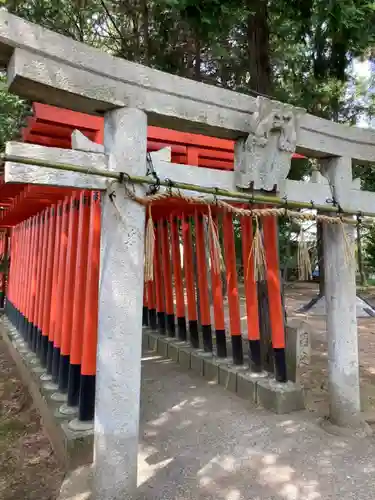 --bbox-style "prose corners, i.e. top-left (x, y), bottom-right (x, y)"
top-left (3, 0), bottom-right (375, 274)
top-left (0, 75), bottom-right (30, 152)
